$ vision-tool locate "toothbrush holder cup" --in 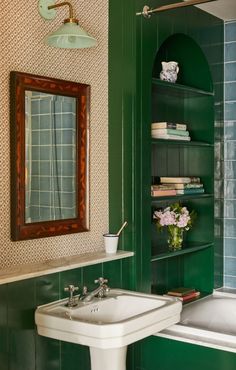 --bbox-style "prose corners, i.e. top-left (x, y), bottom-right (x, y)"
top-left (103, 234), bottom-right (119, 254)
